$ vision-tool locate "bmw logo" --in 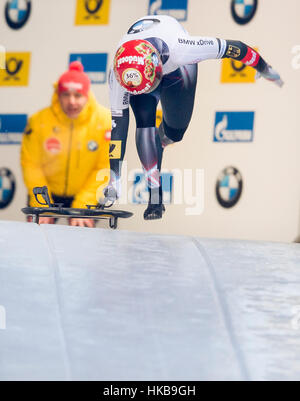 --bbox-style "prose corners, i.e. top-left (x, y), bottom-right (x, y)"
top-left (5, 0), bottom-right (31, 30)
top-left (88, 140), bottom-right (98, 152)
top-left (0, 168), bottom-right (16, 209)
top-left (231, 0), bottom-right (258, 25)
top-left (216, 167), bottom-right (243, 208)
